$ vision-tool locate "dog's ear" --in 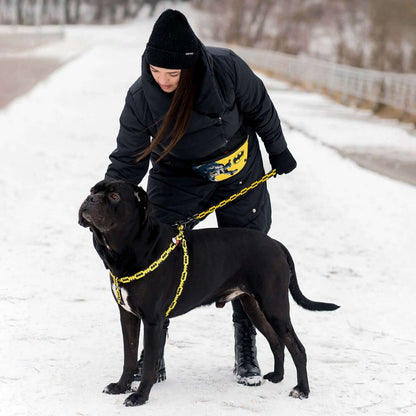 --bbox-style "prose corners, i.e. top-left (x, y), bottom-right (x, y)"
top-left (134, 186), bottom-right (147, 206)
top-left (90, 179), bottom-right (109, 194)
top-left (134, 186), bottom-right (152, 221)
